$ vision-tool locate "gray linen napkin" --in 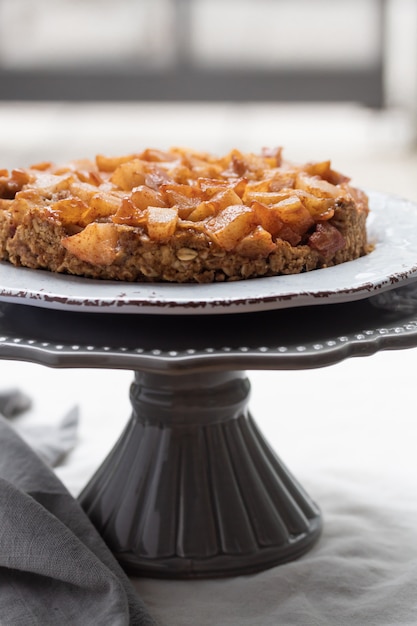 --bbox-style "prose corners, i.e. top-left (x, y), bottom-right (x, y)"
top-left (0, 389), bottom-right (79, 467)
top-left (0, 415), bottom-right (156, 626)
top-left (14, 405), bottom-right (80, 467)
top-left (0, 388), bottom-right (31, 419)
